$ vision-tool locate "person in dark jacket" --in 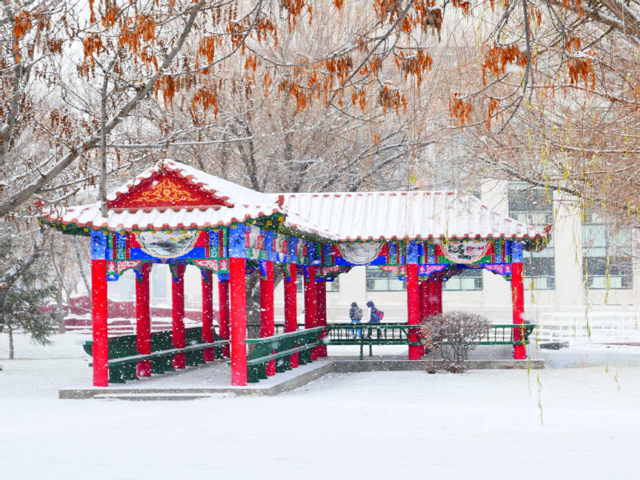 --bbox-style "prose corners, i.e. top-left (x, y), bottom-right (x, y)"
top-left (366, 301), bottom-right (384, 338)
top-left (366, 301), bottom-right (383, 323)
top-left (349, 302), bottom-right (363, 338)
